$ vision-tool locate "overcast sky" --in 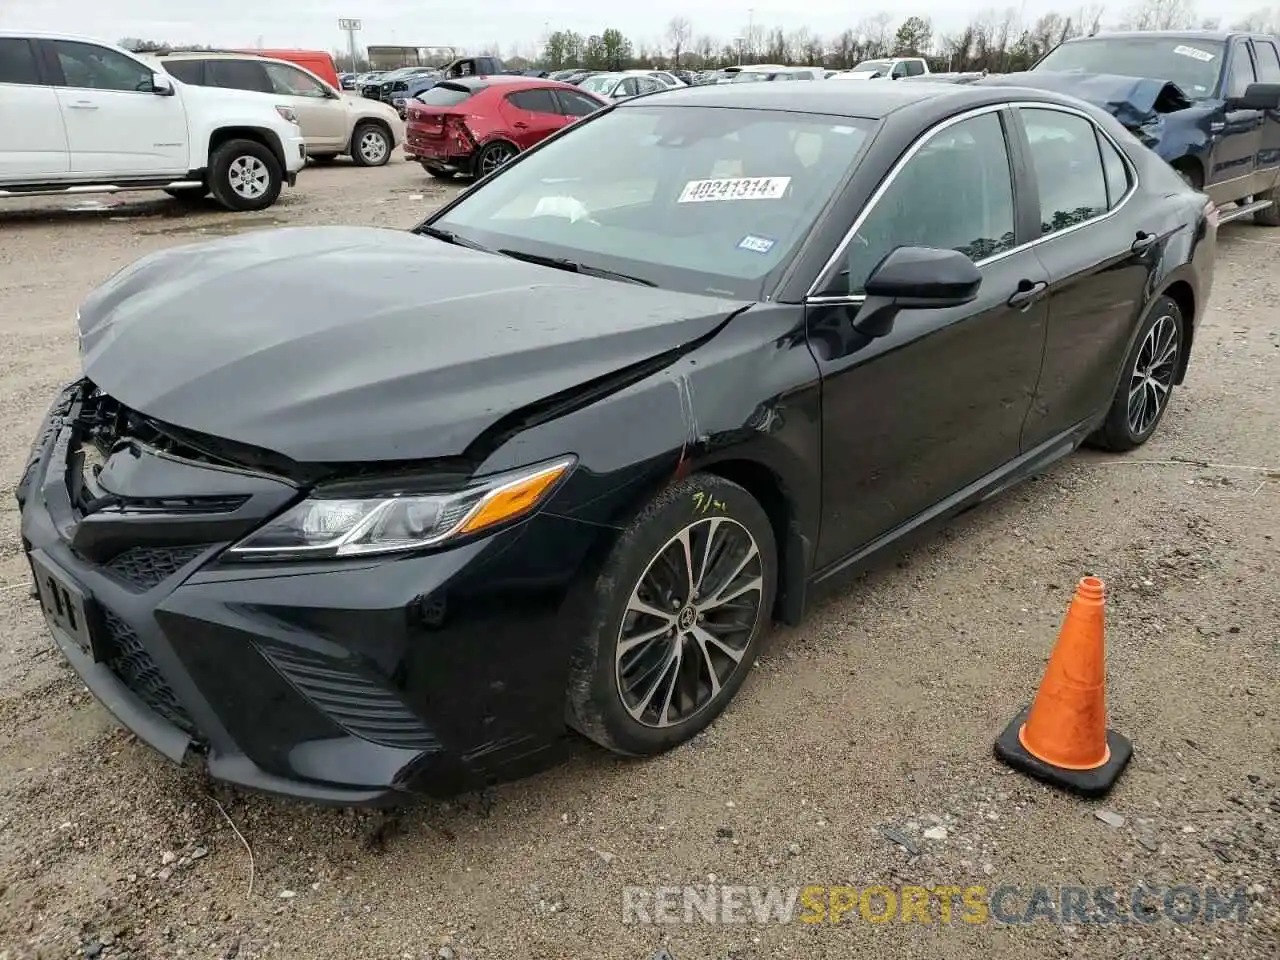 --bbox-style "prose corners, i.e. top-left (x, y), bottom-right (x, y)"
top-left (2, 0), bottom-right (1273, 56)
